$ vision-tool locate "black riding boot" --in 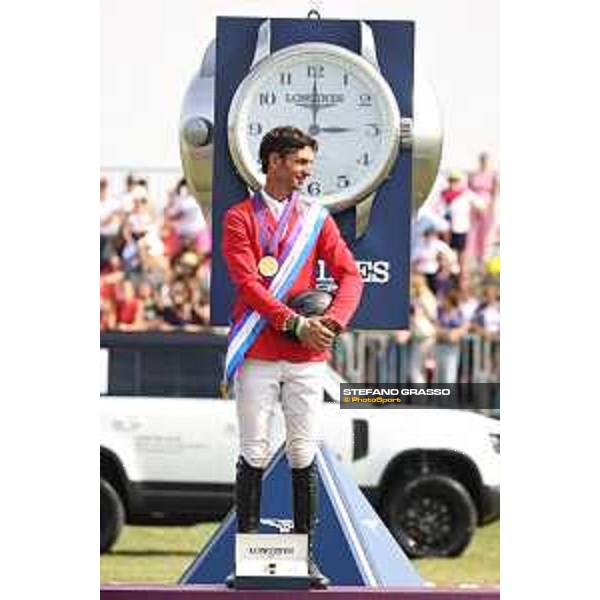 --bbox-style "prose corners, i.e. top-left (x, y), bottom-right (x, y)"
top-left (292, 460), bottom-right (330, 589)
top-left (225, 456), bottom-right (264, 587)
top-left (235, 456), bottom-right (263, 533)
